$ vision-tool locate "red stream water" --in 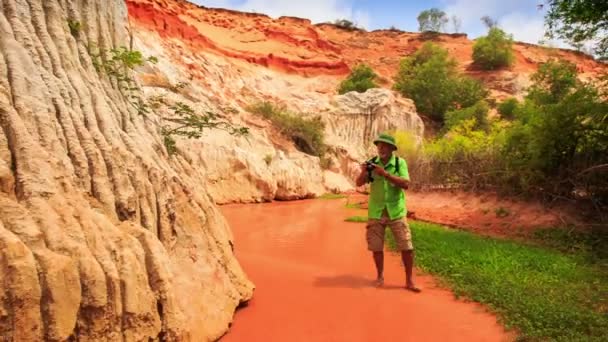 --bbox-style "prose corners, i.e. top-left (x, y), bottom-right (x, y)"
top-left (219, 198), bottom-right (512, 342)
